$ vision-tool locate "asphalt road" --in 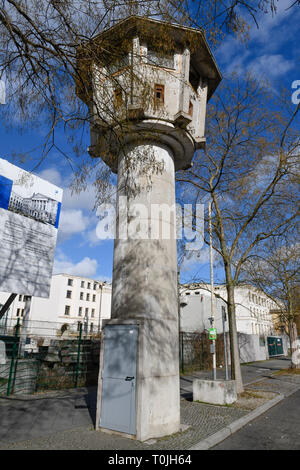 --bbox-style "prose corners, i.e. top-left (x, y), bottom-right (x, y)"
top-left (212, 388), bottom-right (300, 450)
